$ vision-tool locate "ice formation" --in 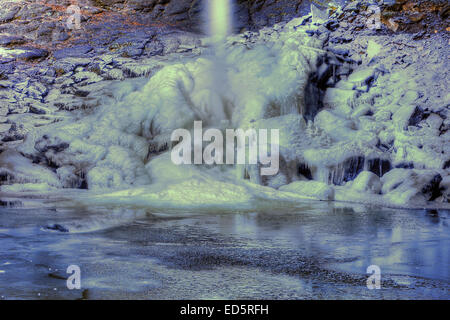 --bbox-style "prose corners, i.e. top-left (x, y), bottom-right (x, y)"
top-left (11, 22), bottom-right (321, 188)
top-left (1, 13), bottom-right (448, 210)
